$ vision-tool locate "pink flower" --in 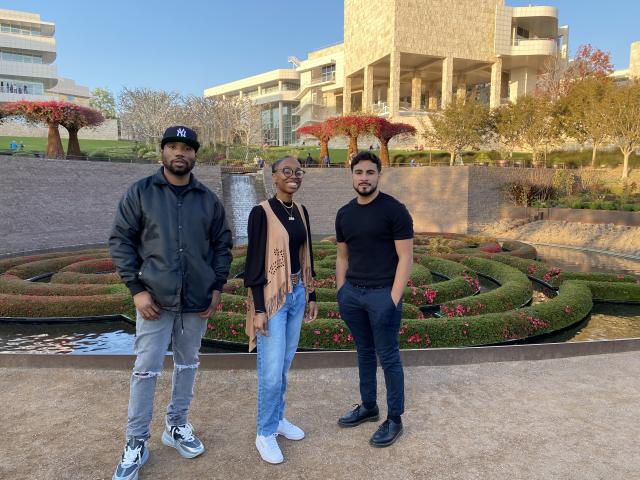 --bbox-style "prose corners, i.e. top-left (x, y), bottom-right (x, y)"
top-left (314, 329), bottom-right (321, 335)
